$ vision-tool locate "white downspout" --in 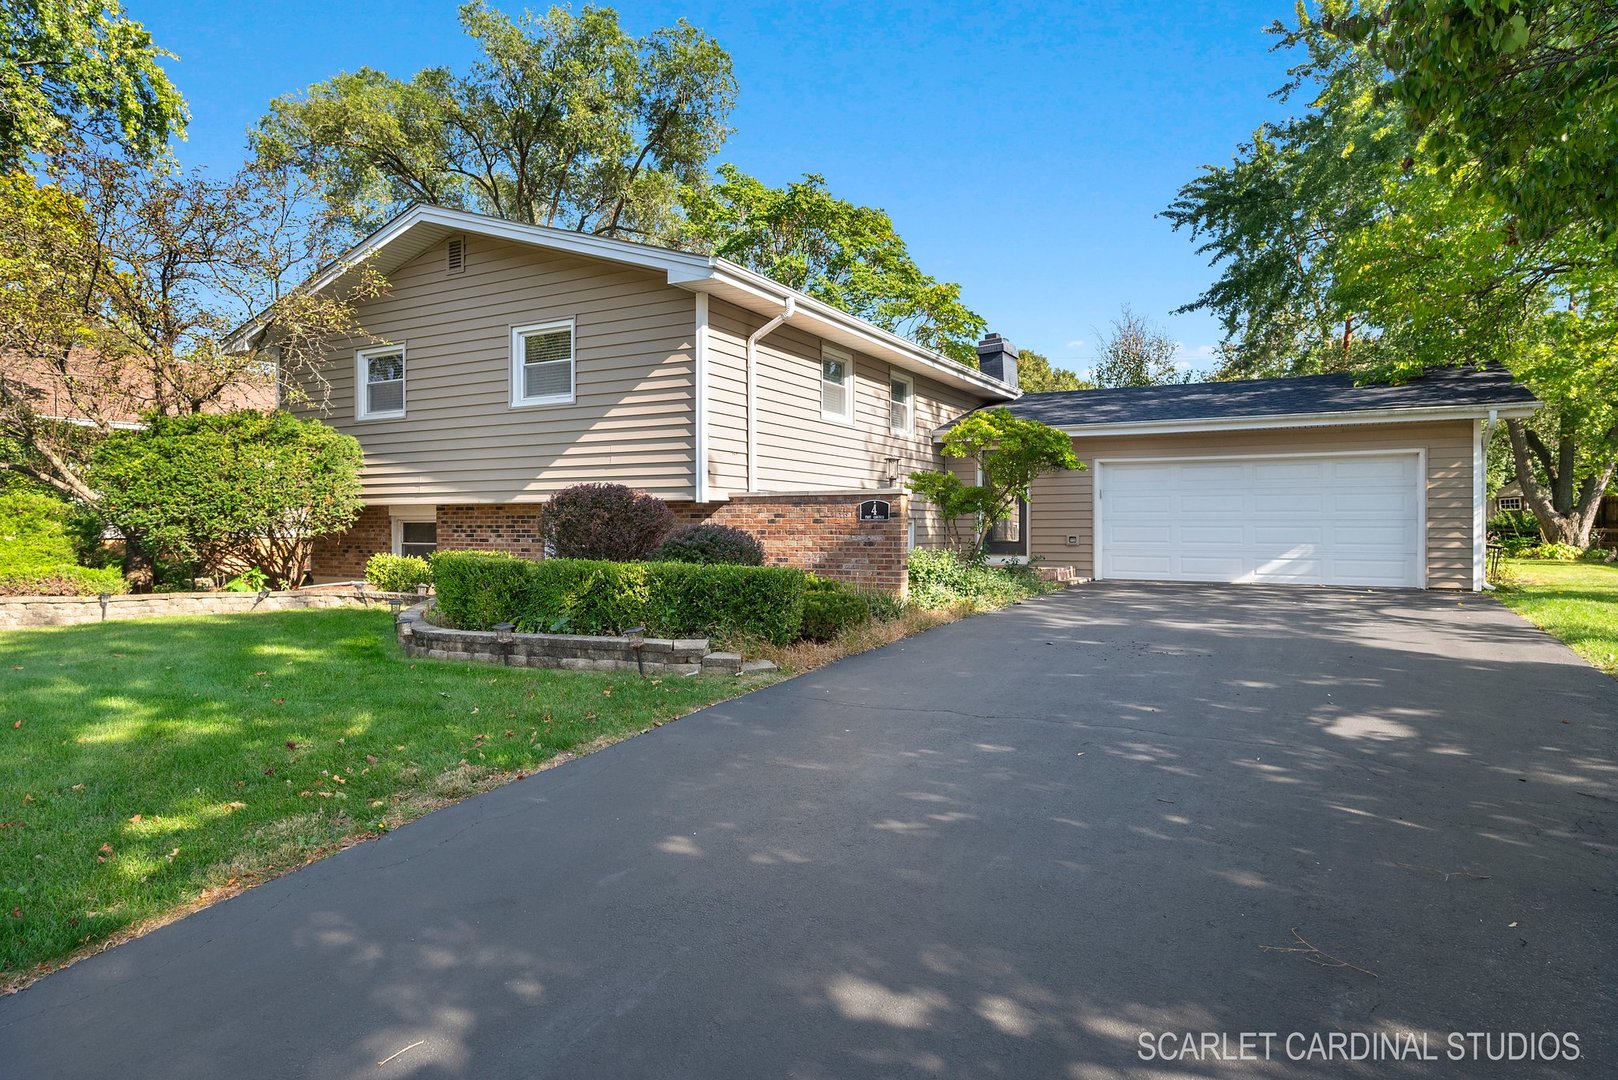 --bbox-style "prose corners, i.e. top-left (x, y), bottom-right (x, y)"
top-left (1478, 407), bottom-right (1499, 591)
top-left (745, 296), bottom-right (794, 493)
